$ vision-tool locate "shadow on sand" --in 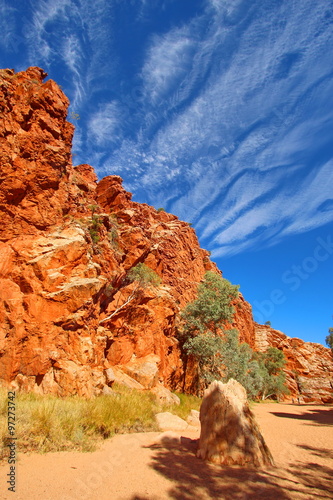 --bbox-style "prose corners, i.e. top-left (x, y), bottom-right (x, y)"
top-left (139, 434), bottom-right (333, 500)
top-left (270, 406), bottom-right (333, 426)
